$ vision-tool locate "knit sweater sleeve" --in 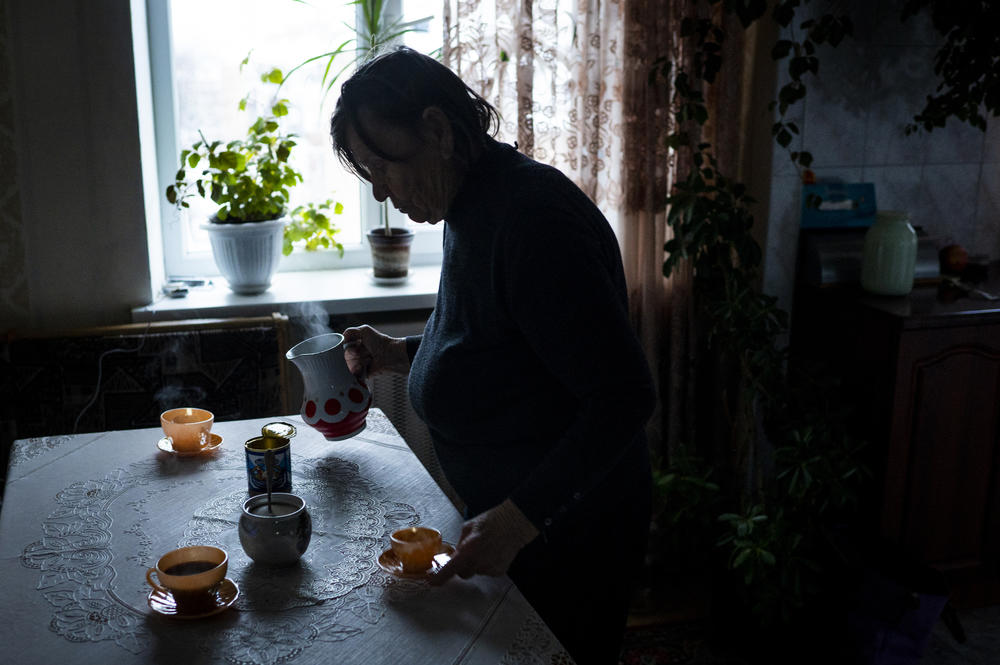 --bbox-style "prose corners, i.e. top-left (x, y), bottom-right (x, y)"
top-left (404, 334), bottom-right (422, 365)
